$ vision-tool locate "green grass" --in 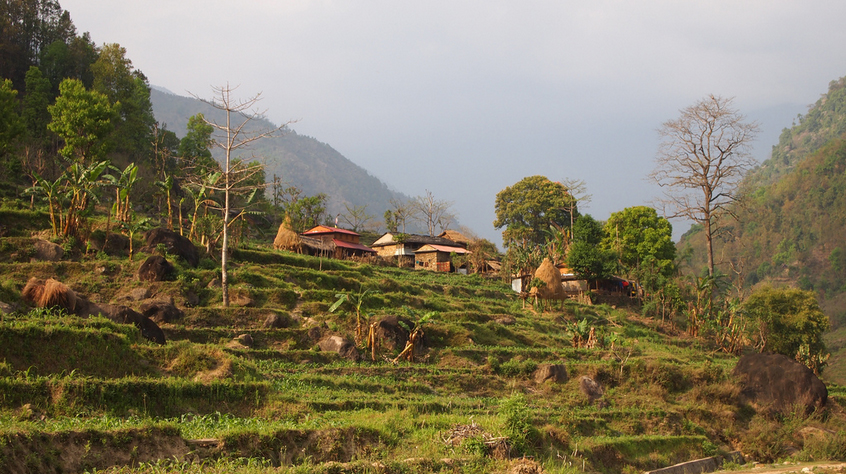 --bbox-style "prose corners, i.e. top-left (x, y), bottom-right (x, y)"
top-left (1, 239), bottom-right (844, 473)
